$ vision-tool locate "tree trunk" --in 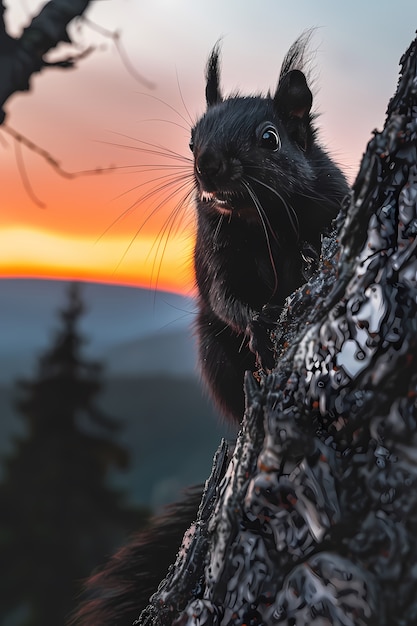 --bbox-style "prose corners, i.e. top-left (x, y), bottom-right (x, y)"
top-left (137, 32), bottom-right (417, 626)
